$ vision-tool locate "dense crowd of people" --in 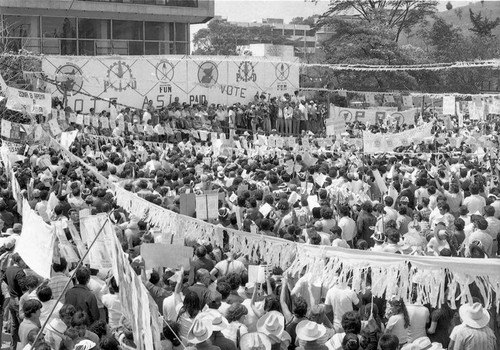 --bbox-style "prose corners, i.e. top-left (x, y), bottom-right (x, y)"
top-left (0, 92), bottom-right (498, 350)
top-left (53, 91), bottom-right (329, 139)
